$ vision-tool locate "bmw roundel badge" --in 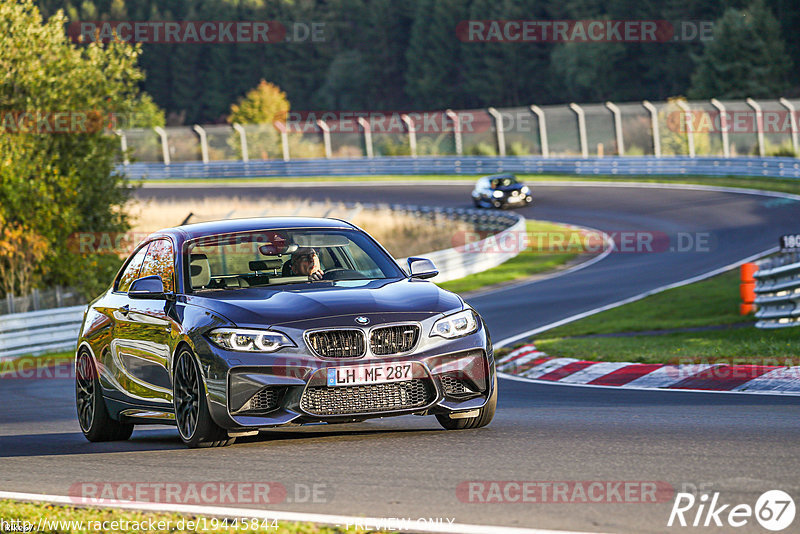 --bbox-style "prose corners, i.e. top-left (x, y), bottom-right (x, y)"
top-left (355, 316), bottom-right (370, 325)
